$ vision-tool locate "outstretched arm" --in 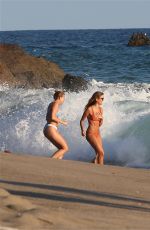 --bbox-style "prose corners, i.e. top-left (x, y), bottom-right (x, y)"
top-left (80, 109), bottom-right (89, 137)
